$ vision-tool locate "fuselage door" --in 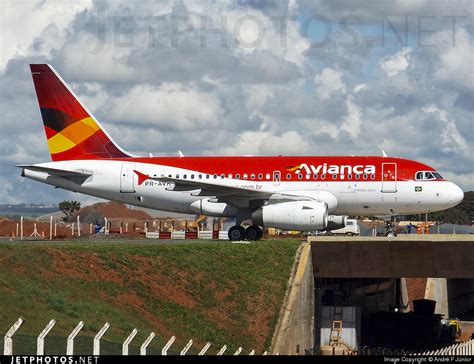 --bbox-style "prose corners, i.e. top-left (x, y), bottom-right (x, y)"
top-left (381, 162), bottom-right (397, 193)
top-left (273, 170), bottom-right (281, 186)
top-left (120, 162), bottom-right (136, 193)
